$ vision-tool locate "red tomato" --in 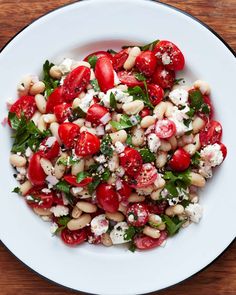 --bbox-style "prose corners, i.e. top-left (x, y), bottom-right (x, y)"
top-left (135, 50), bottom-right (157, 76)
top-left (146, 200), bottom-right (168, 215)
top-left (58, 122), bottom-right (80, 148)
top-left (113, 49), bottom-right (129, 71)
top-left (62, 66), bottom-right (91, 102)
top-left (64, 175), bottom-right (93, 187)
top-left (199, 120), bottom-right (222, 146)
top-left (153, 40), bottom-right (185, 71)
top-left (197, 94), bottom-right (214, 121)
top-left (117, 71), bottom-right (144, 87)
top-left (95, 57), bottom-right (114, 92)
top-left (9, 95), bottom-right (36, 120)
top-left (61, 228), bottom-right (87, 246)
top-left (46, 86), bottom-right (64, 113)
top-left (53, 193), bottom-right (64, 205)
top-left (54, 103), bottom-right (72, 123)
top-left (217, 142), bottom-right (227, 159)
top-left (86, 103), bottom-right (110, 126)
top-left (155, 119), bottom-right (176, 139)
top-left (28, 152), bottom-right (46, 186)
top-left (126, 203), bottom-right (149, 226)
top-left (117, 180), bottom-right (132, 201)
top-left (119, 147), bottom-right (143, 177)
top-left (140, 107), bottom-right (151, 118)
top-left (147, 84), bottom-right (164, 106)
top-left (133, 163), bottom-right (158, 188)
top-left (169, 148), bottom-right (191, 172)
top-left (86, 227), bottom-right (102, 244)
top-left (84, 50), bottom-right (113, 62)
top-left (38, 137), bottom-right (60, 160)
top-left (26, 188), bottom-right (53, 209)
top-left (75, 131), bottom-right (100, 156)
top-left (134, 231), bottom-right (168, 250)
top-left (152, 65), bottom-right (175, 89)
top-left (96, 183), bottom-right (119, 213)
